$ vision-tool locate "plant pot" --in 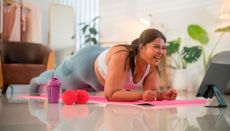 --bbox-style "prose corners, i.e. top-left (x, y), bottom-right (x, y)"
top-left (190, 68), bottom-right (205, 92)
top-left (172, 69), bottom-right (190, 91)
